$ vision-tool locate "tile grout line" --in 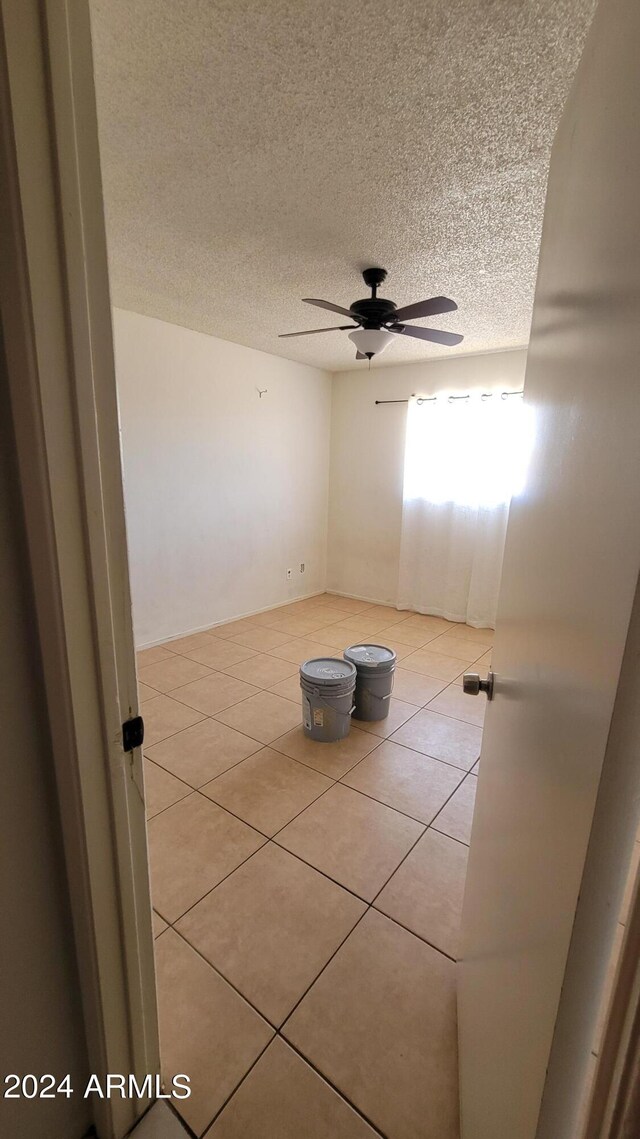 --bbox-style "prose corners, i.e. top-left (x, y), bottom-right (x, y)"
top-left (144, 771), bottom-right (192, 821)
top-left (365, 701), bottom-right (484, 731)
top-left (366, 818), bottom-right (432, 911)
top-left (276, 906), bottom-right (373, 1034)
top-left (369, 904), bottom-right (459, 963)
top-left (165, 924), bottom-right (390, 1139)
top-left (144, 677), bottom-right (300, 734)
top-left (145, 646), bottom-right (489, 693)
top-left (144, 687), bottom-right (482, 770)
top-left (146, 714), bottom-right (476, 870)
top-left (165, 1097), bottom-right (198, 1139)
top-left (165, 829), bottom-right (460, 1020)
top-left (335, 769), bottom-right (468, 828)
top-left (430, 824), bottom-right (473, 849)
top-left (205, 1028), bottom-right (389, 1139)
top-left (310, 736), bottom-right (474, 776)
top-left (200, 767), bottom-right (337, 843)
top-left (146, 611), bottom-right (489, 663)
top-left (167, 925), bottom-right (277, 1028)
top-left (152, 756), bottom-right (412, 925)
top-left (271, 1034), bottom-right (390, 1139)
top-left (429, 768), bottom-right (478, 842)
top-left (263, 849), bottom-right (464, 1100)
top-left (199, 1036), bottom-right (274, 1137)
top-left (143, 741), bottom-right (264, 800)
top-left (156, 761), bottom-right (439, 927)
top-left (151, 750), bottom-right (374, 924)
top-left (266, 839), bottom-right (388, 907)
top-left (151, 831), bottom-right (272, 927)
top-left (141, 620), bottom-right (489, 739)
top-left (147, 741), bottom-right (339, 831)
top-left (265, 728), bottom-right (477, 778)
